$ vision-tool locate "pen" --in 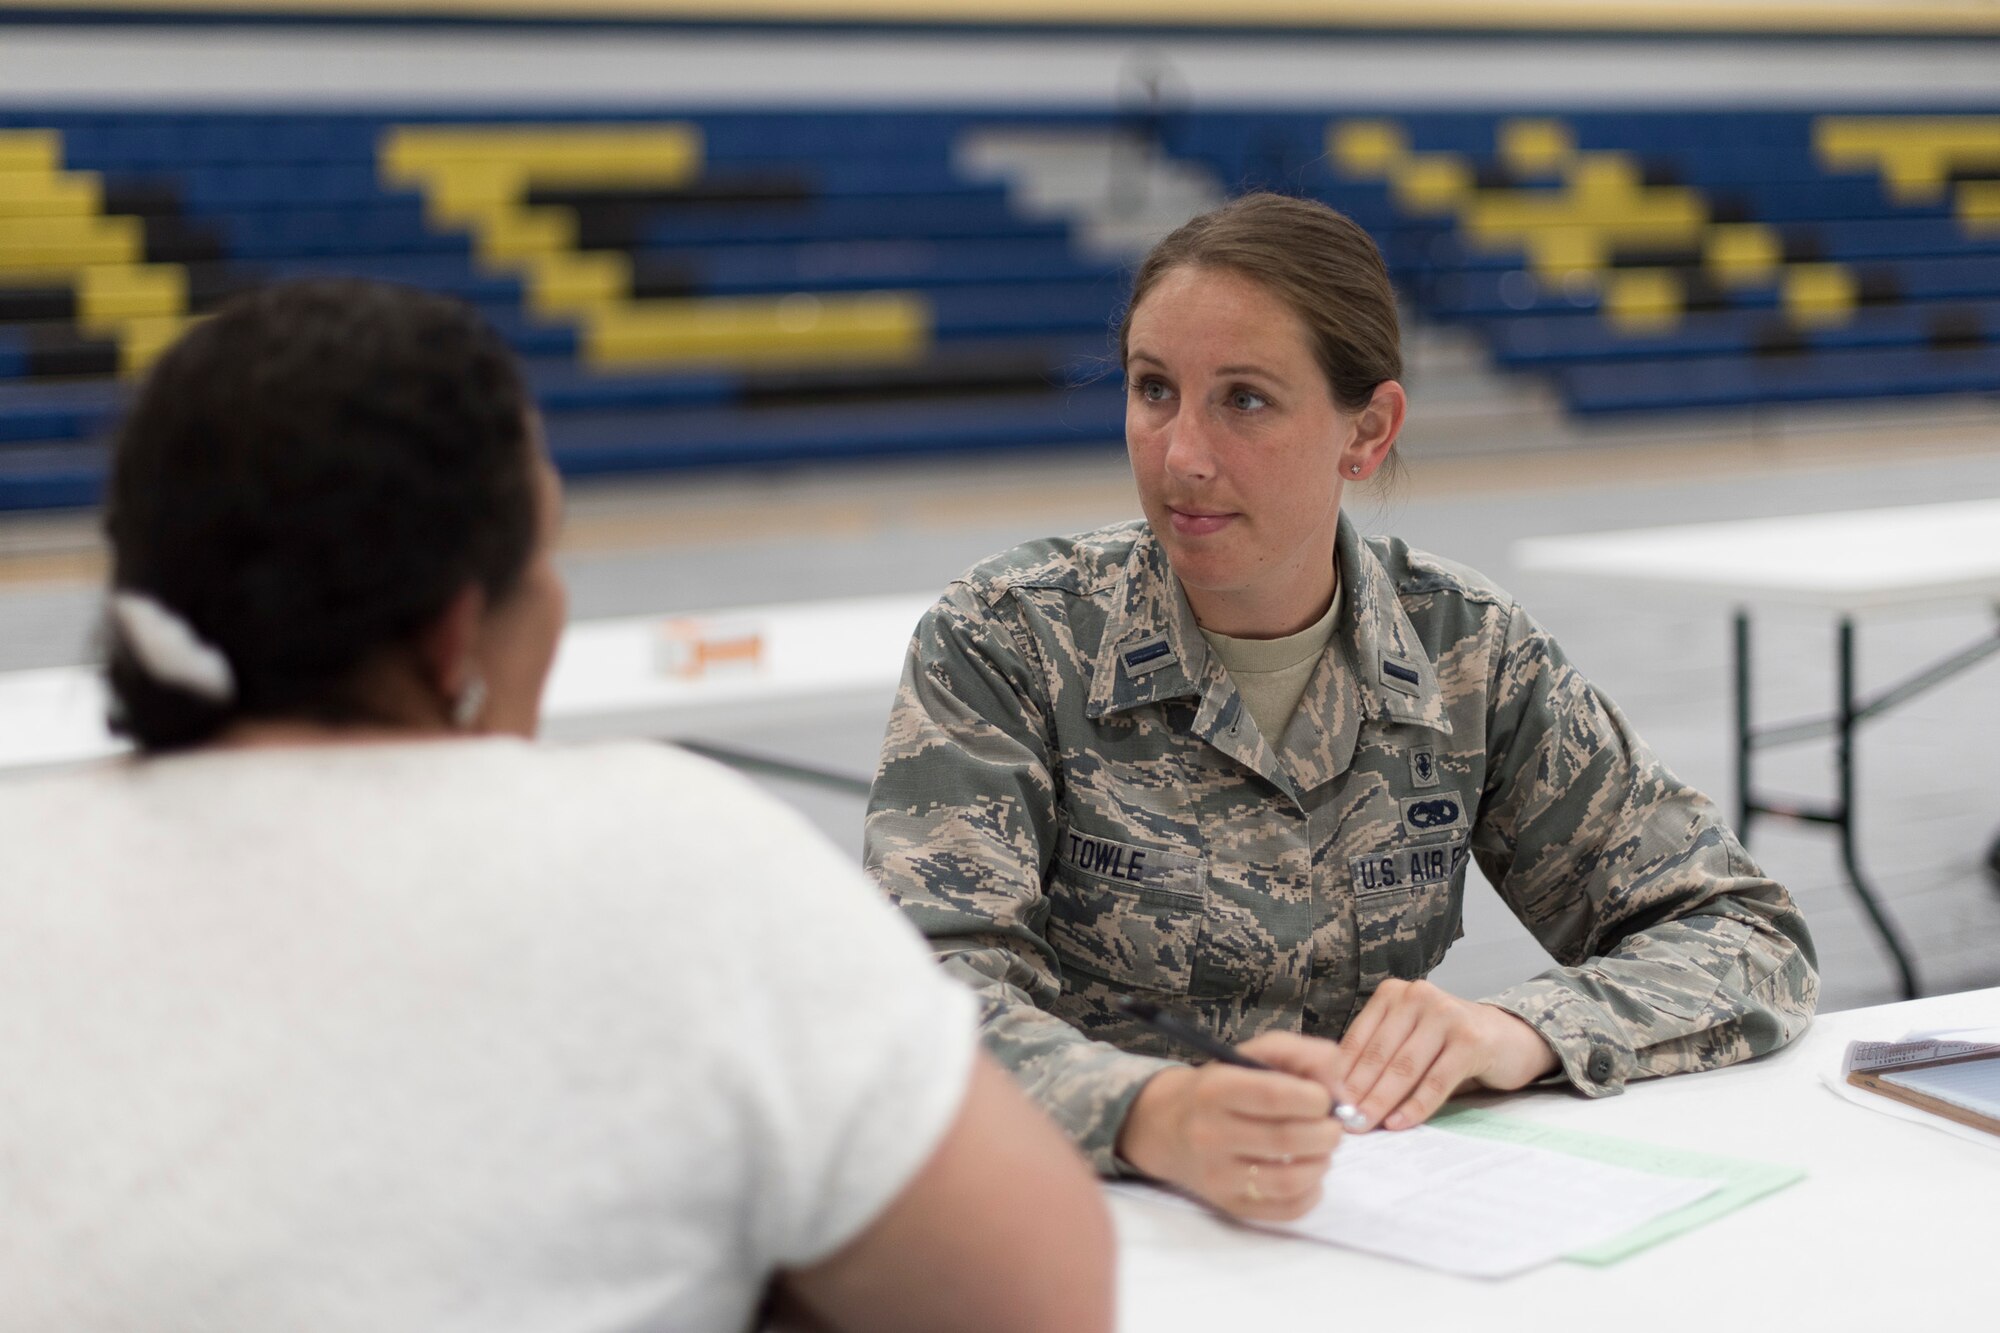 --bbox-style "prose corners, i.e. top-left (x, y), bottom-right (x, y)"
top-left (1117, 996), bottom-right (1371, 1132)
